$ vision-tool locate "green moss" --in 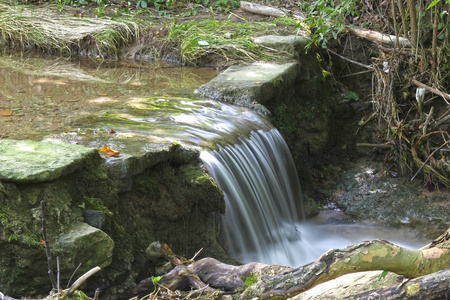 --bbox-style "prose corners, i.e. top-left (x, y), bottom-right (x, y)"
top-left (84, 196), bottom-right (114, 217)
top-left (242, 273), bottom-right (258, 290)
top-left (134, 176), bottom-right (161, 197)
top-left (406, 283), bottom-right (420, 296)
top-left (0, 203), bottom-right (40, 247)
top-left (181, 165), bottom-right (214, 186)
